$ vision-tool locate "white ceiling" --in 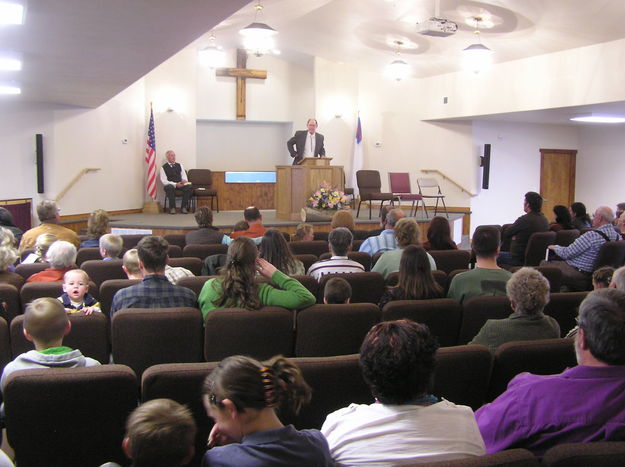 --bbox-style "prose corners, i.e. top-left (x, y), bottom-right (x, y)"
top-left (3, 0), bottom-right (625, 123)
